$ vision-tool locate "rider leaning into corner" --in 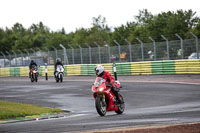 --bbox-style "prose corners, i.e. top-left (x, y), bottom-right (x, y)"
top-left (94, 65), bottom-right (122, 104)
top-left (54, 58), bottom-right (64, 77)
top-left (29, 60), bottom-right (37, 78)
